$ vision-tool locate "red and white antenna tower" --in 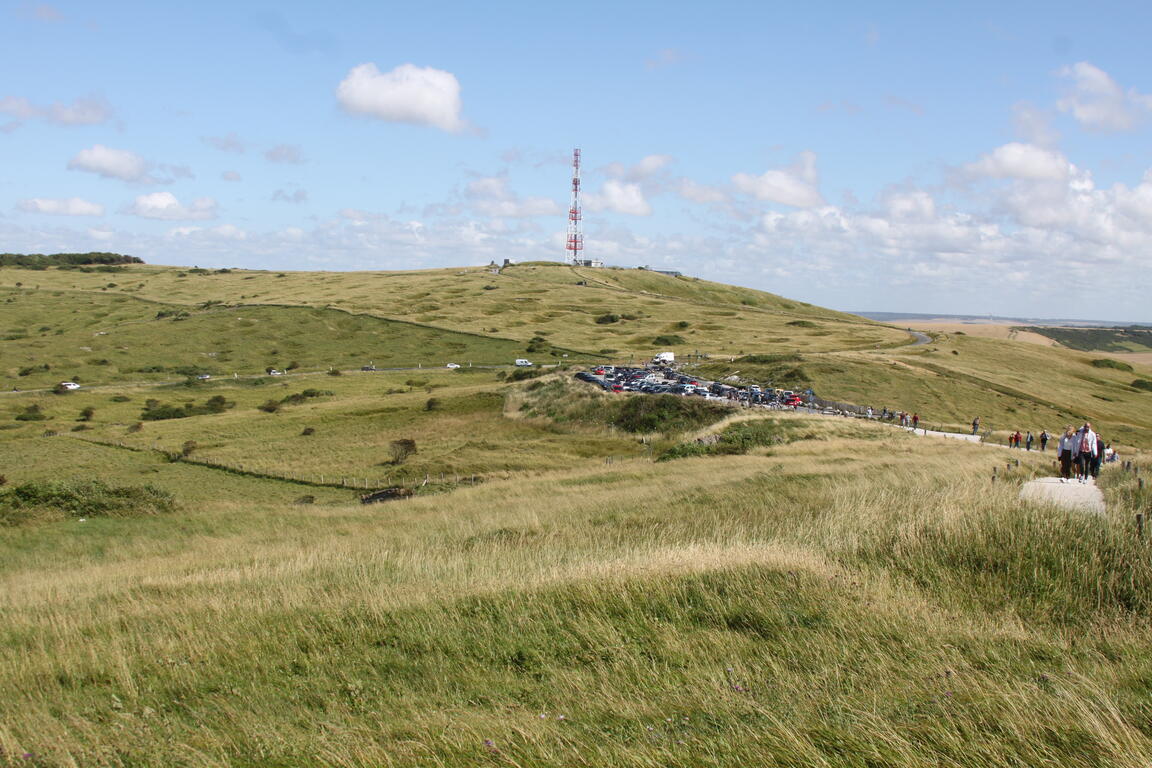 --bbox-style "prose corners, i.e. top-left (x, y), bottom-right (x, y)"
top-left (565, 148), bottom-right (583, 264)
